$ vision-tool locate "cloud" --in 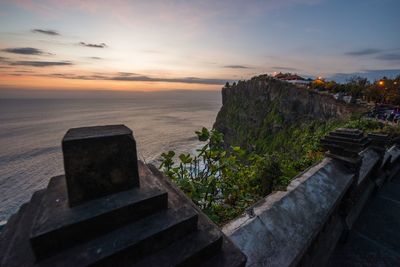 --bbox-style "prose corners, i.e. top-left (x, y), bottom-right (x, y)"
top-left (1, 47), bottom-right (48, 55)
top-left (223, 65), bottom-right (253, 69)
top-left (329, 69), bottom-right (400, 83)
top-left (87, 57), bottom-right (103, 60)
top-left (42, 72), bottom-right (231, 85)
top-left (344, 48), bottom-right (400, 62)
top-left (345, 48), bottom-right (381, 56)
top-left (32, 29), bottom-right (60, 36)
top-left (117, 72), bottom-right (139, 76)
top-left (111, 75), bottom-right (230, 84)
top-left (10, 61), bottom-right (73, 67)
top-left (376, 53), bottom-right (400, 61)
top-left (79, 42), bottom-right (107, 48)
top-left (272, 66), bottom-right (299, 71)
